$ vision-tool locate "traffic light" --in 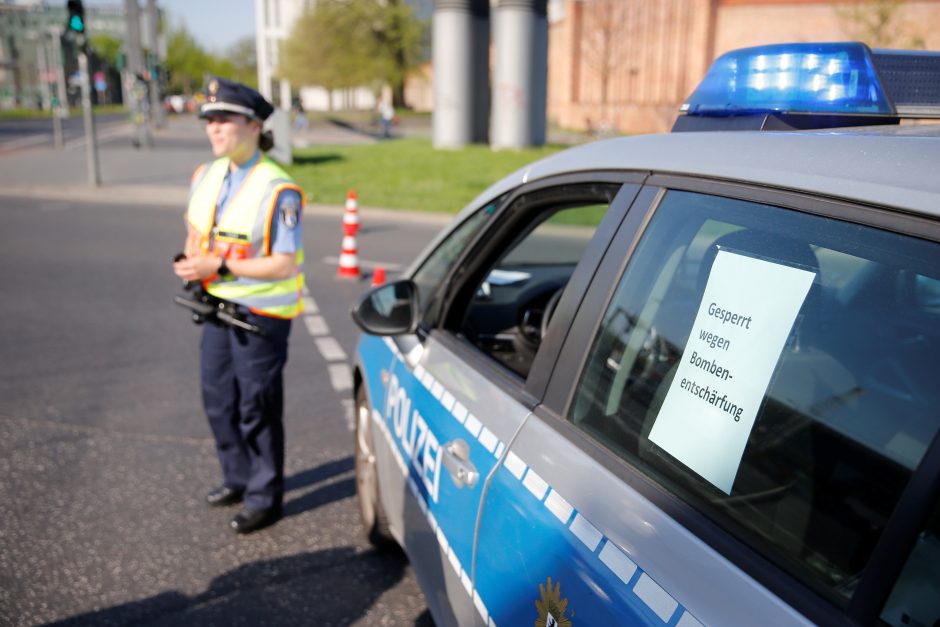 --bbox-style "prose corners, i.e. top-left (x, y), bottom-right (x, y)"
top-left (66, 0), bottom-right (86, 34)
